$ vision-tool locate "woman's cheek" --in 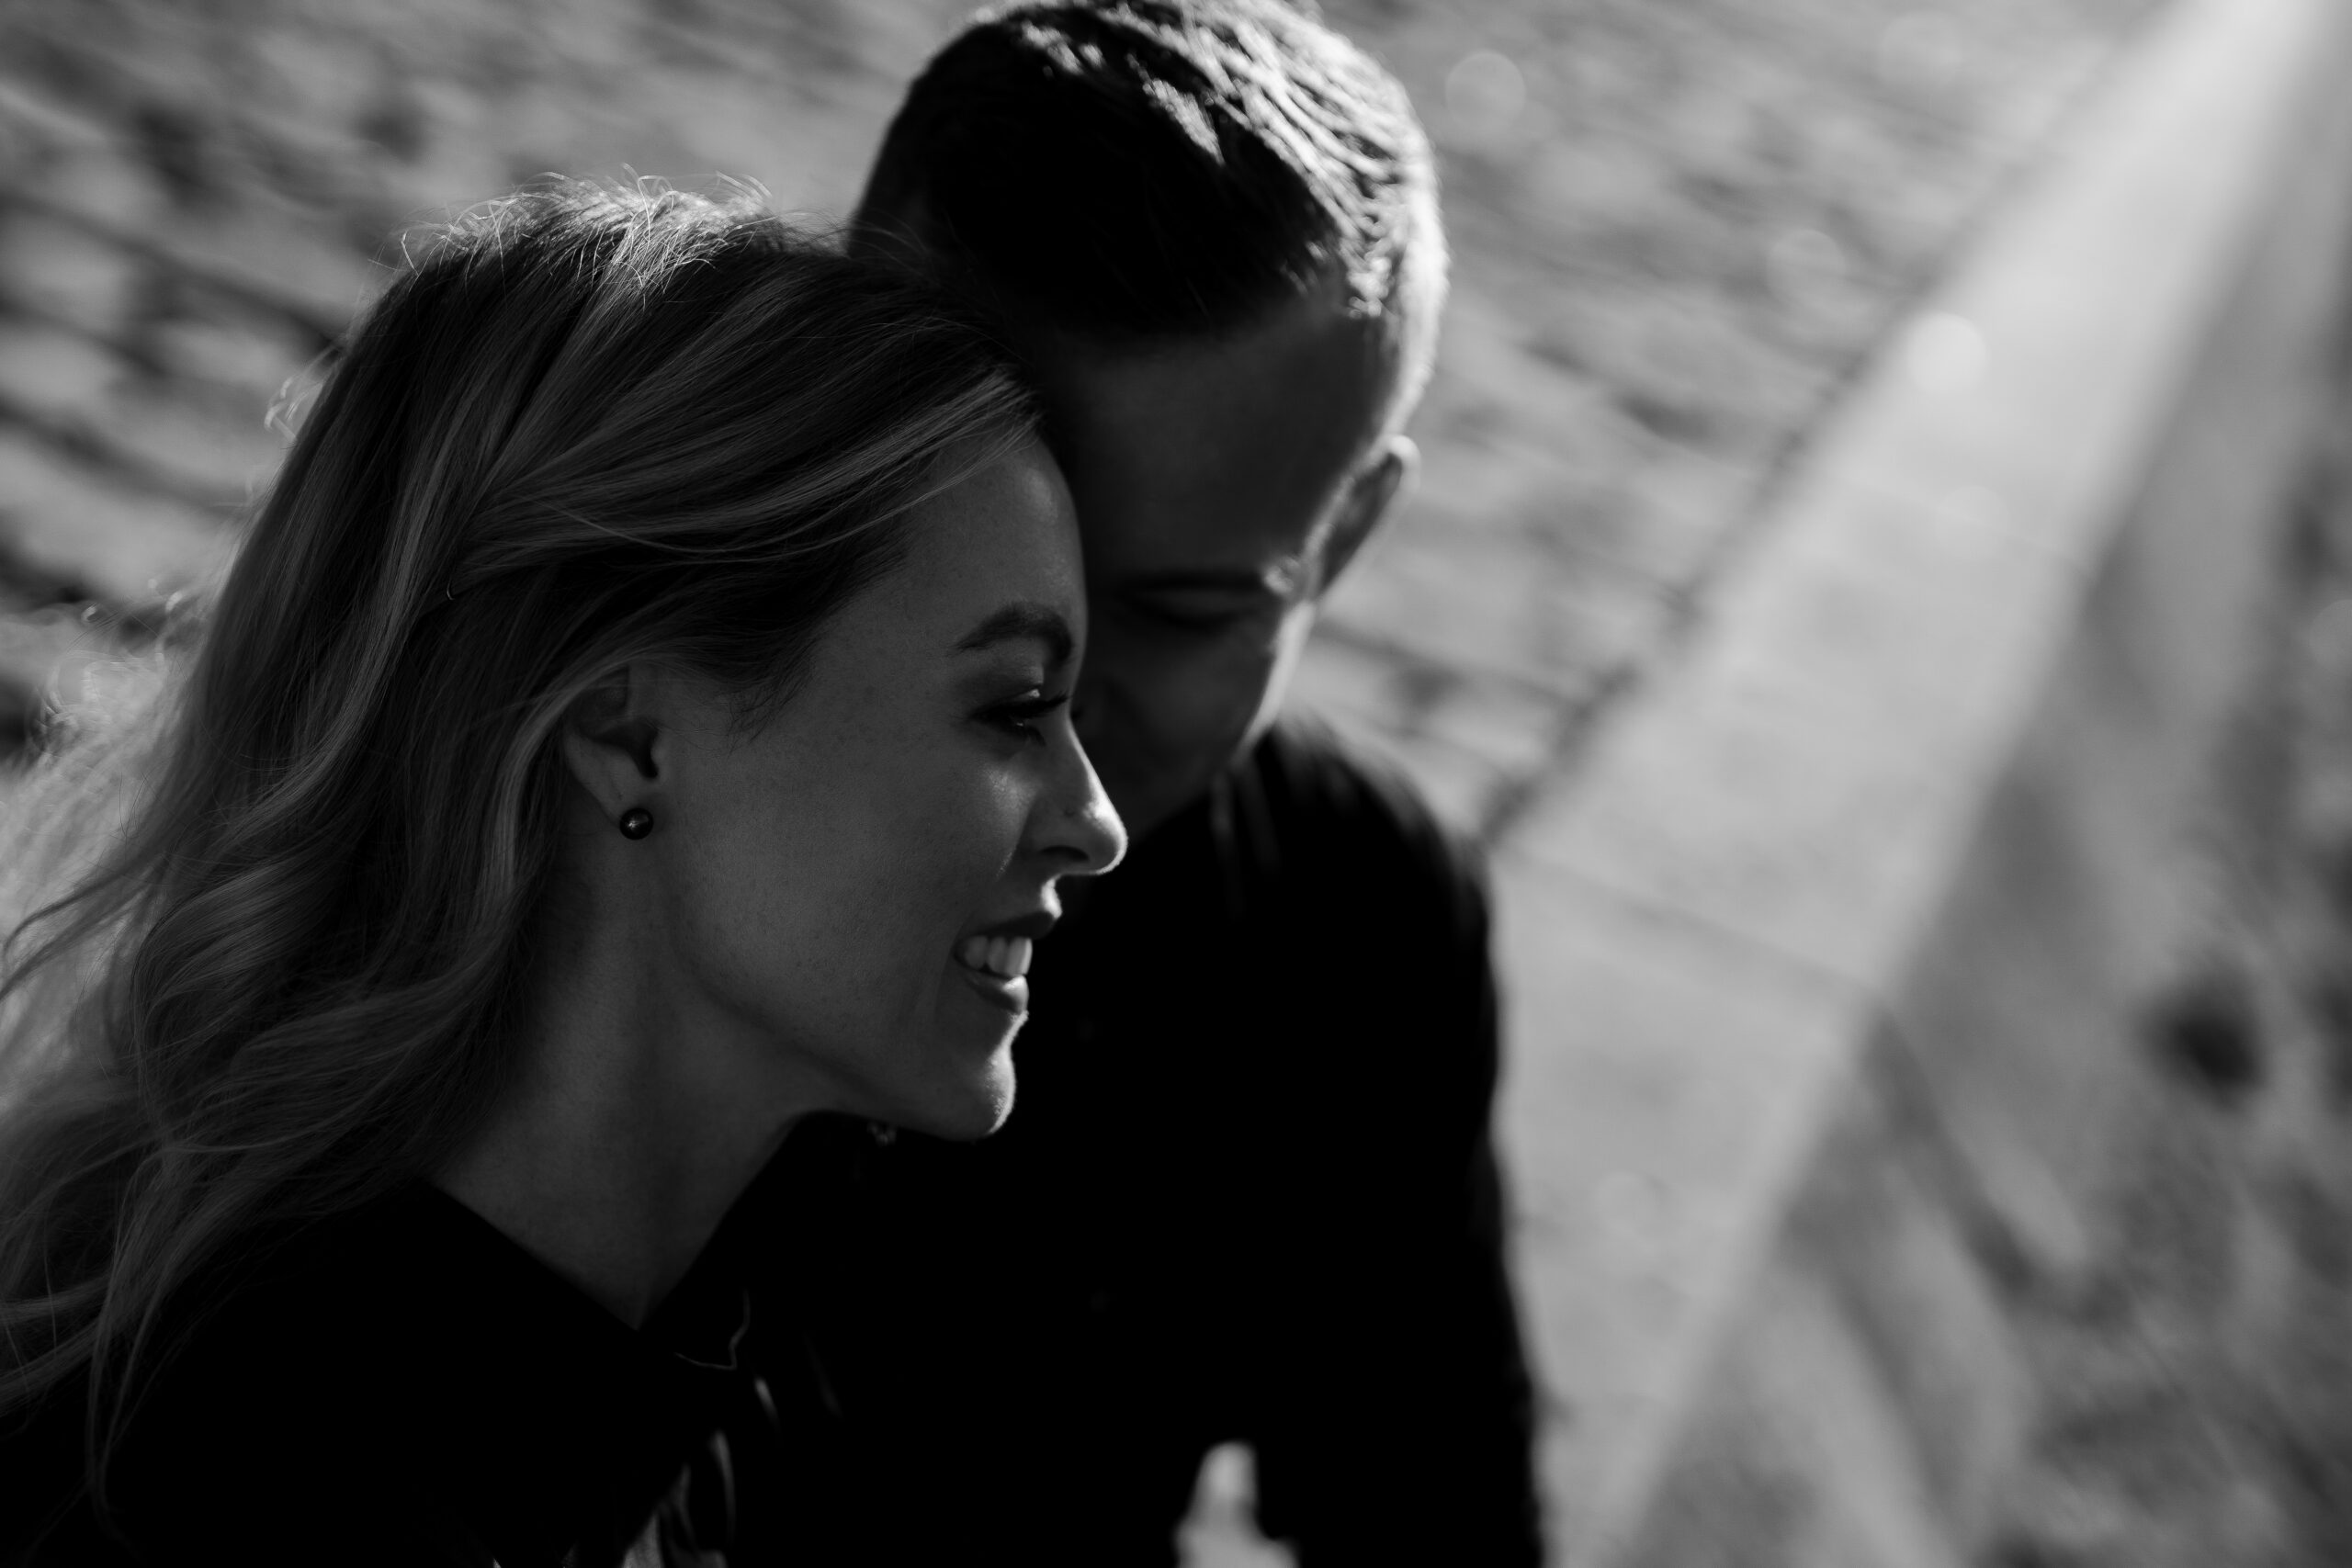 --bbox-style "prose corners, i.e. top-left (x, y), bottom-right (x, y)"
top-left (893, 755), bottom-right (1031, 911)
top-left (964, 751), bottom-right (1044, 847)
